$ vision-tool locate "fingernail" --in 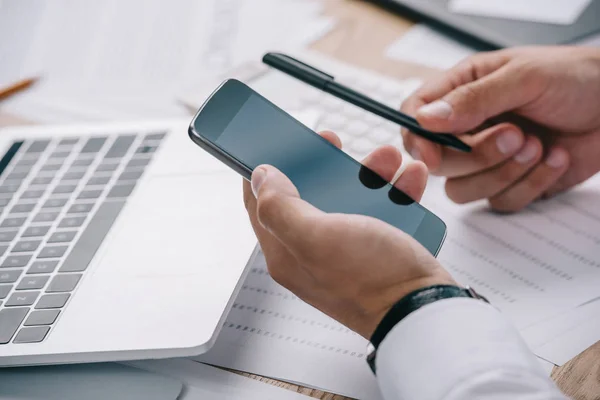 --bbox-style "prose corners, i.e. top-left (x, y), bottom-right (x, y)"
top-left (546, 149), bottom-right (567, 168)
top-left (513, 140), bottom-right (538, 164)
top-left (410, 147), bottom-right (421, 161)
top-left (418, 100), bottom-right (453, 120)
top-left (496, 130), bottom-right (522, 154)
top-left (251, 167), bottom-right (267, 198)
